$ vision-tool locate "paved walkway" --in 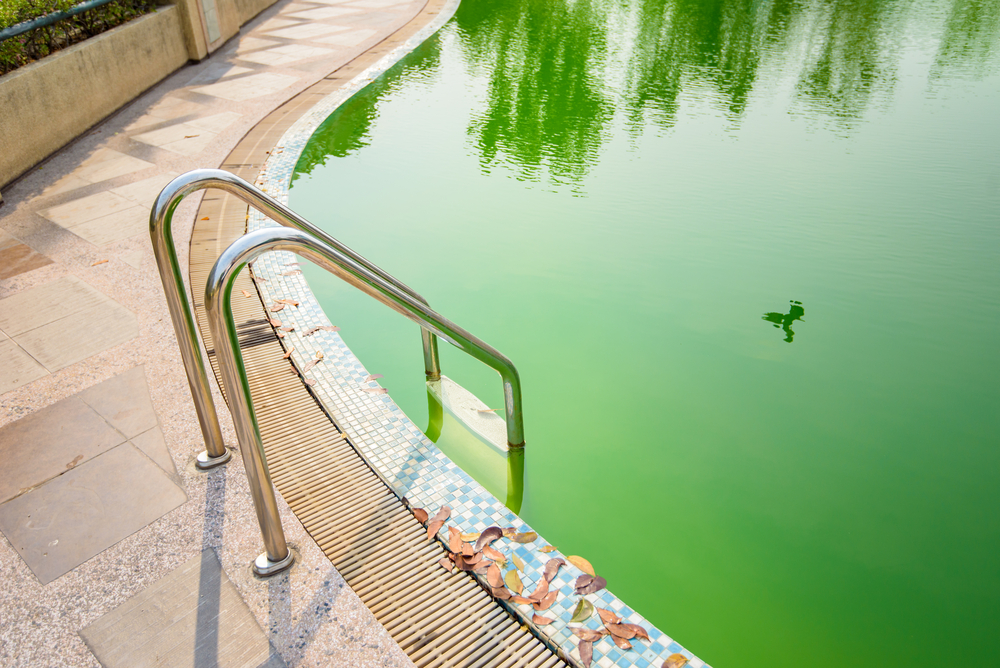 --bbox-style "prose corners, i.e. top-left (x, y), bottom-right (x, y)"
top-left (0, 1), bottom-right (439, 665)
